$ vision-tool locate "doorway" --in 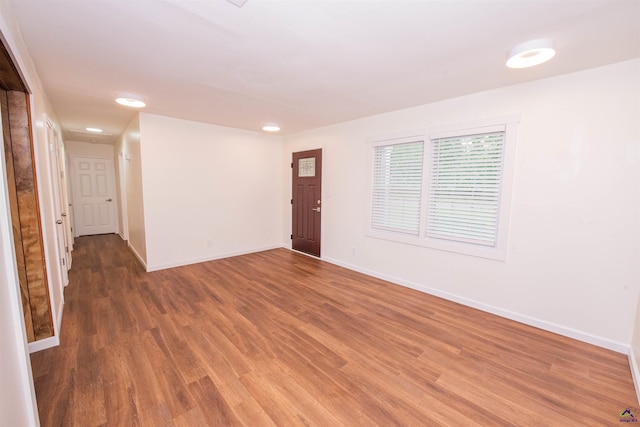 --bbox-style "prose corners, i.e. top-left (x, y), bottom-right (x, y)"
top-left (291, 149), bottom-right (322, 257)
top-left (46, 119), bottom-right (71, 286)
top-left (70, 156), bottom-right (118, 236)
top-left (1, 89), bottom-right (53, 342)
